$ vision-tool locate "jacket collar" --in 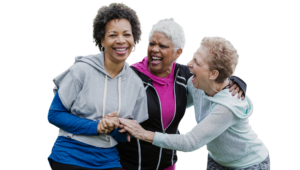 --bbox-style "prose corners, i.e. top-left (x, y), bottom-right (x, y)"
top-left (131, 64), bottom-right (181, 84)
